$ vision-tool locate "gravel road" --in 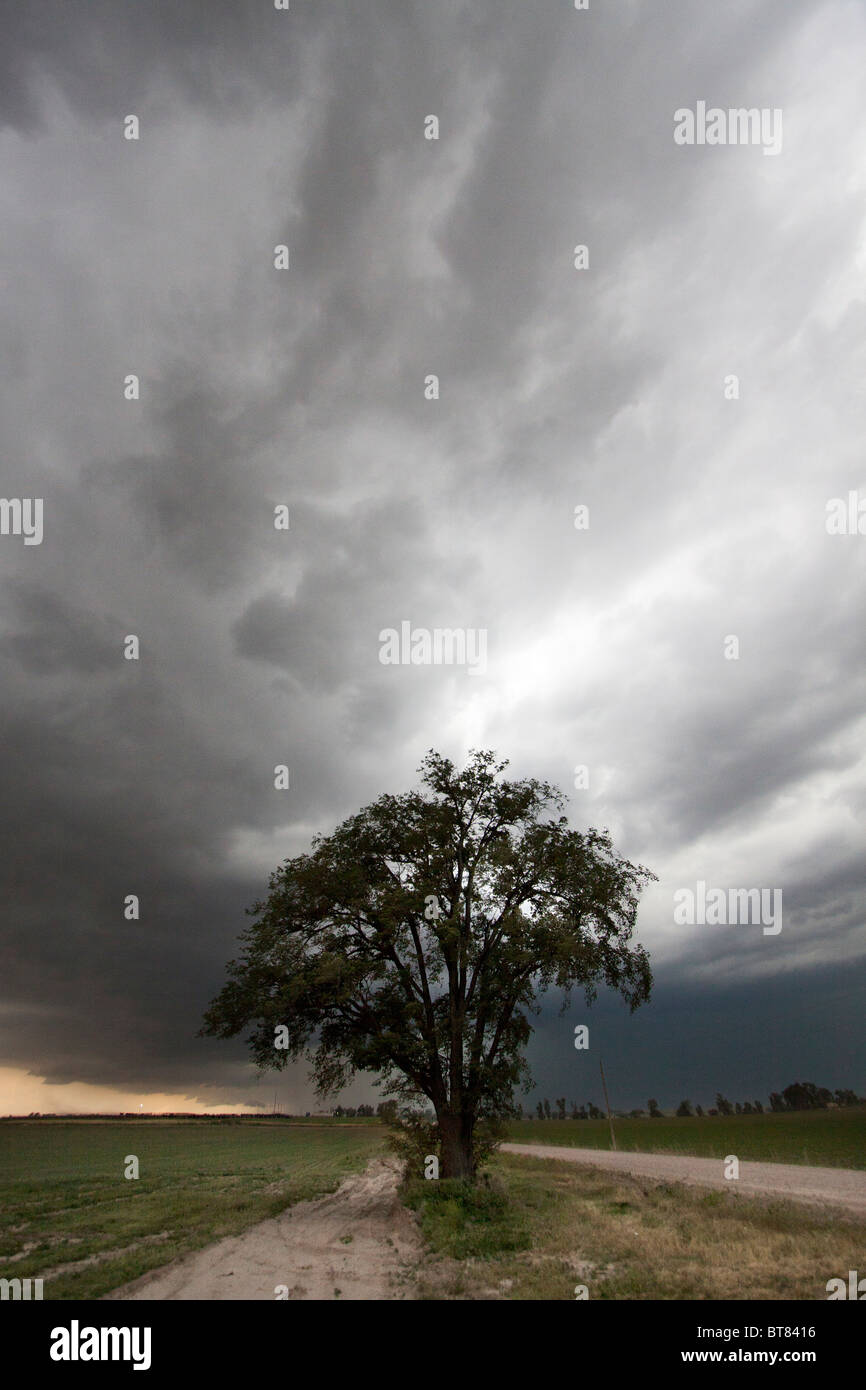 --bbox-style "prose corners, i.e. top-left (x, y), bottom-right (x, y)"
top-left (501, 1143), bottom-right (866, 1215)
